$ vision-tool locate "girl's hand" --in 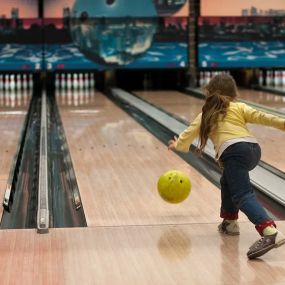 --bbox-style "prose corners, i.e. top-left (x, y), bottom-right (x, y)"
top-left (168, 136), bottom-right (178, 151)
